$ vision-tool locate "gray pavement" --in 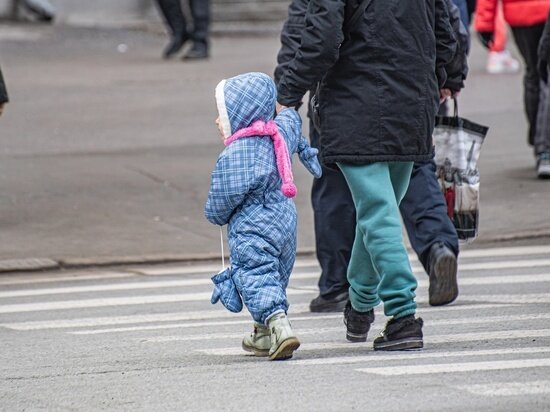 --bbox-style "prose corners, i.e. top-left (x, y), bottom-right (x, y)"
top-left (1, 23), bottom-right (550, 269)
top-left (1, 244), bottom-right (550, 411)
